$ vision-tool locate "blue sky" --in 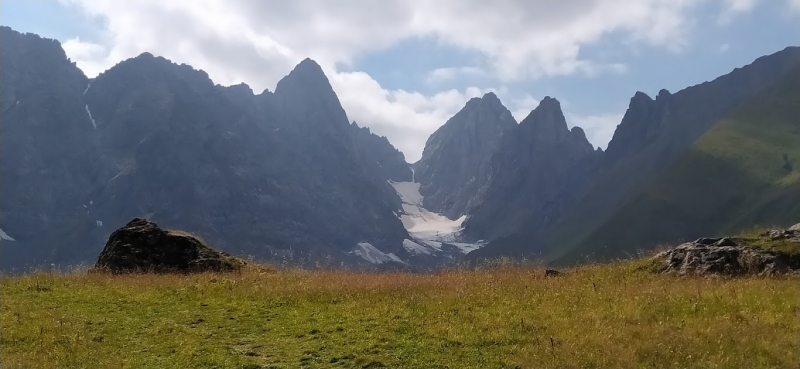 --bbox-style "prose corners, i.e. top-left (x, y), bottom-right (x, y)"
top-left (2, 0), bottom-right (798, 161)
